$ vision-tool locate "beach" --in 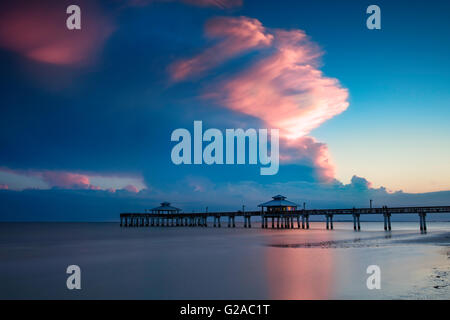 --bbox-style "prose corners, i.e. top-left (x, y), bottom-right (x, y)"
top-left (0, 222), bottom-right (449, 299)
